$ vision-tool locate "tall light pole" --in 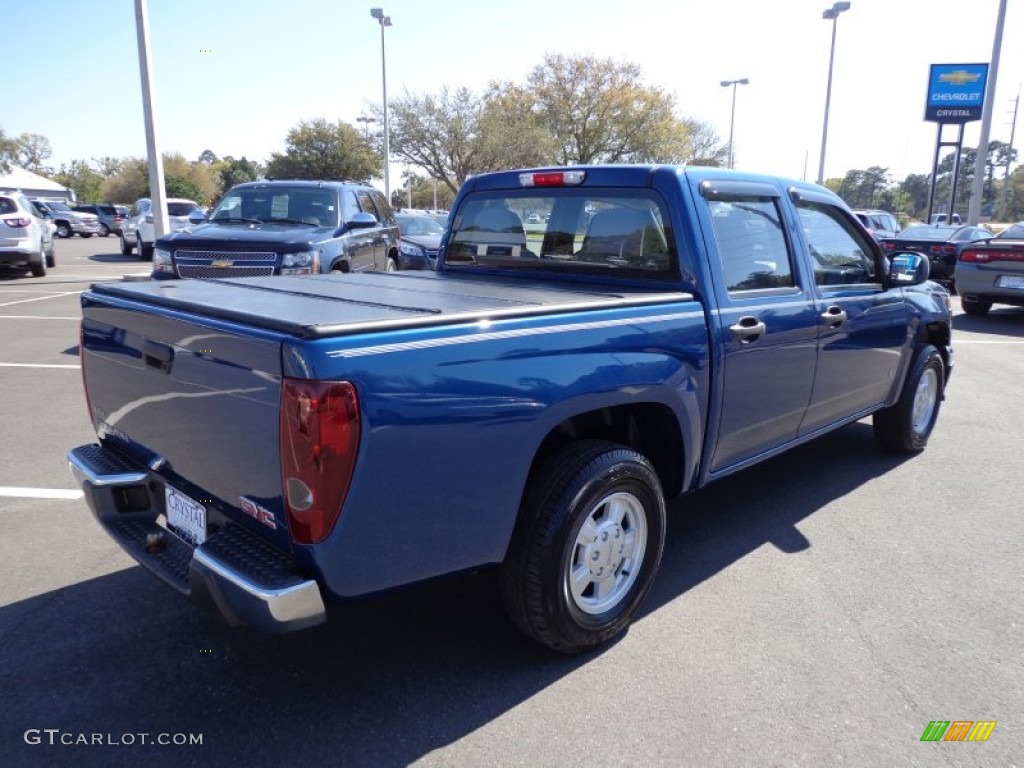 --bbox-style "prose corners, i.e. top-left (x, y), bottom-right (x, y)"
top-left (966, 0), bottom-right (1008, 225)
top-left (720, 78), bottom-right (749, 169)
top-left (817, 1), bottom-right (851, 185)
top-left (370, 8), bottom-right (392, 203)
top-left (356, 114), bottom-right (377, 141)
